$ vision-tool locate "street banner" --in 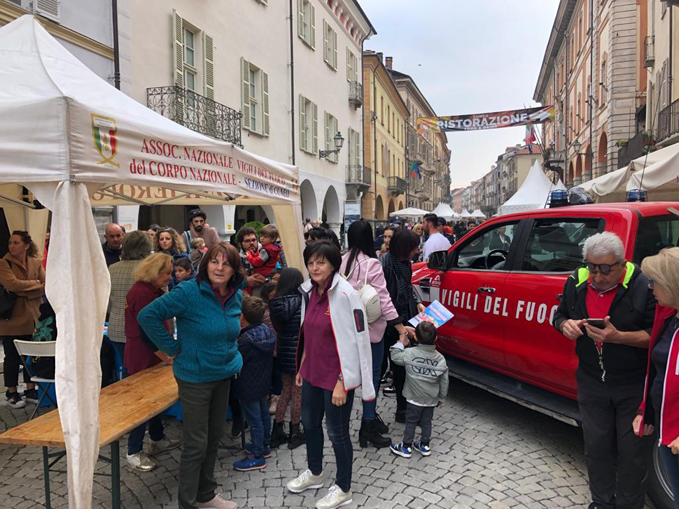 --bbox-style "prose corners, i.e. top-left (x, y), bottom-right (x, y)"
top-left (417, 106), bottom-right (554, 133)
